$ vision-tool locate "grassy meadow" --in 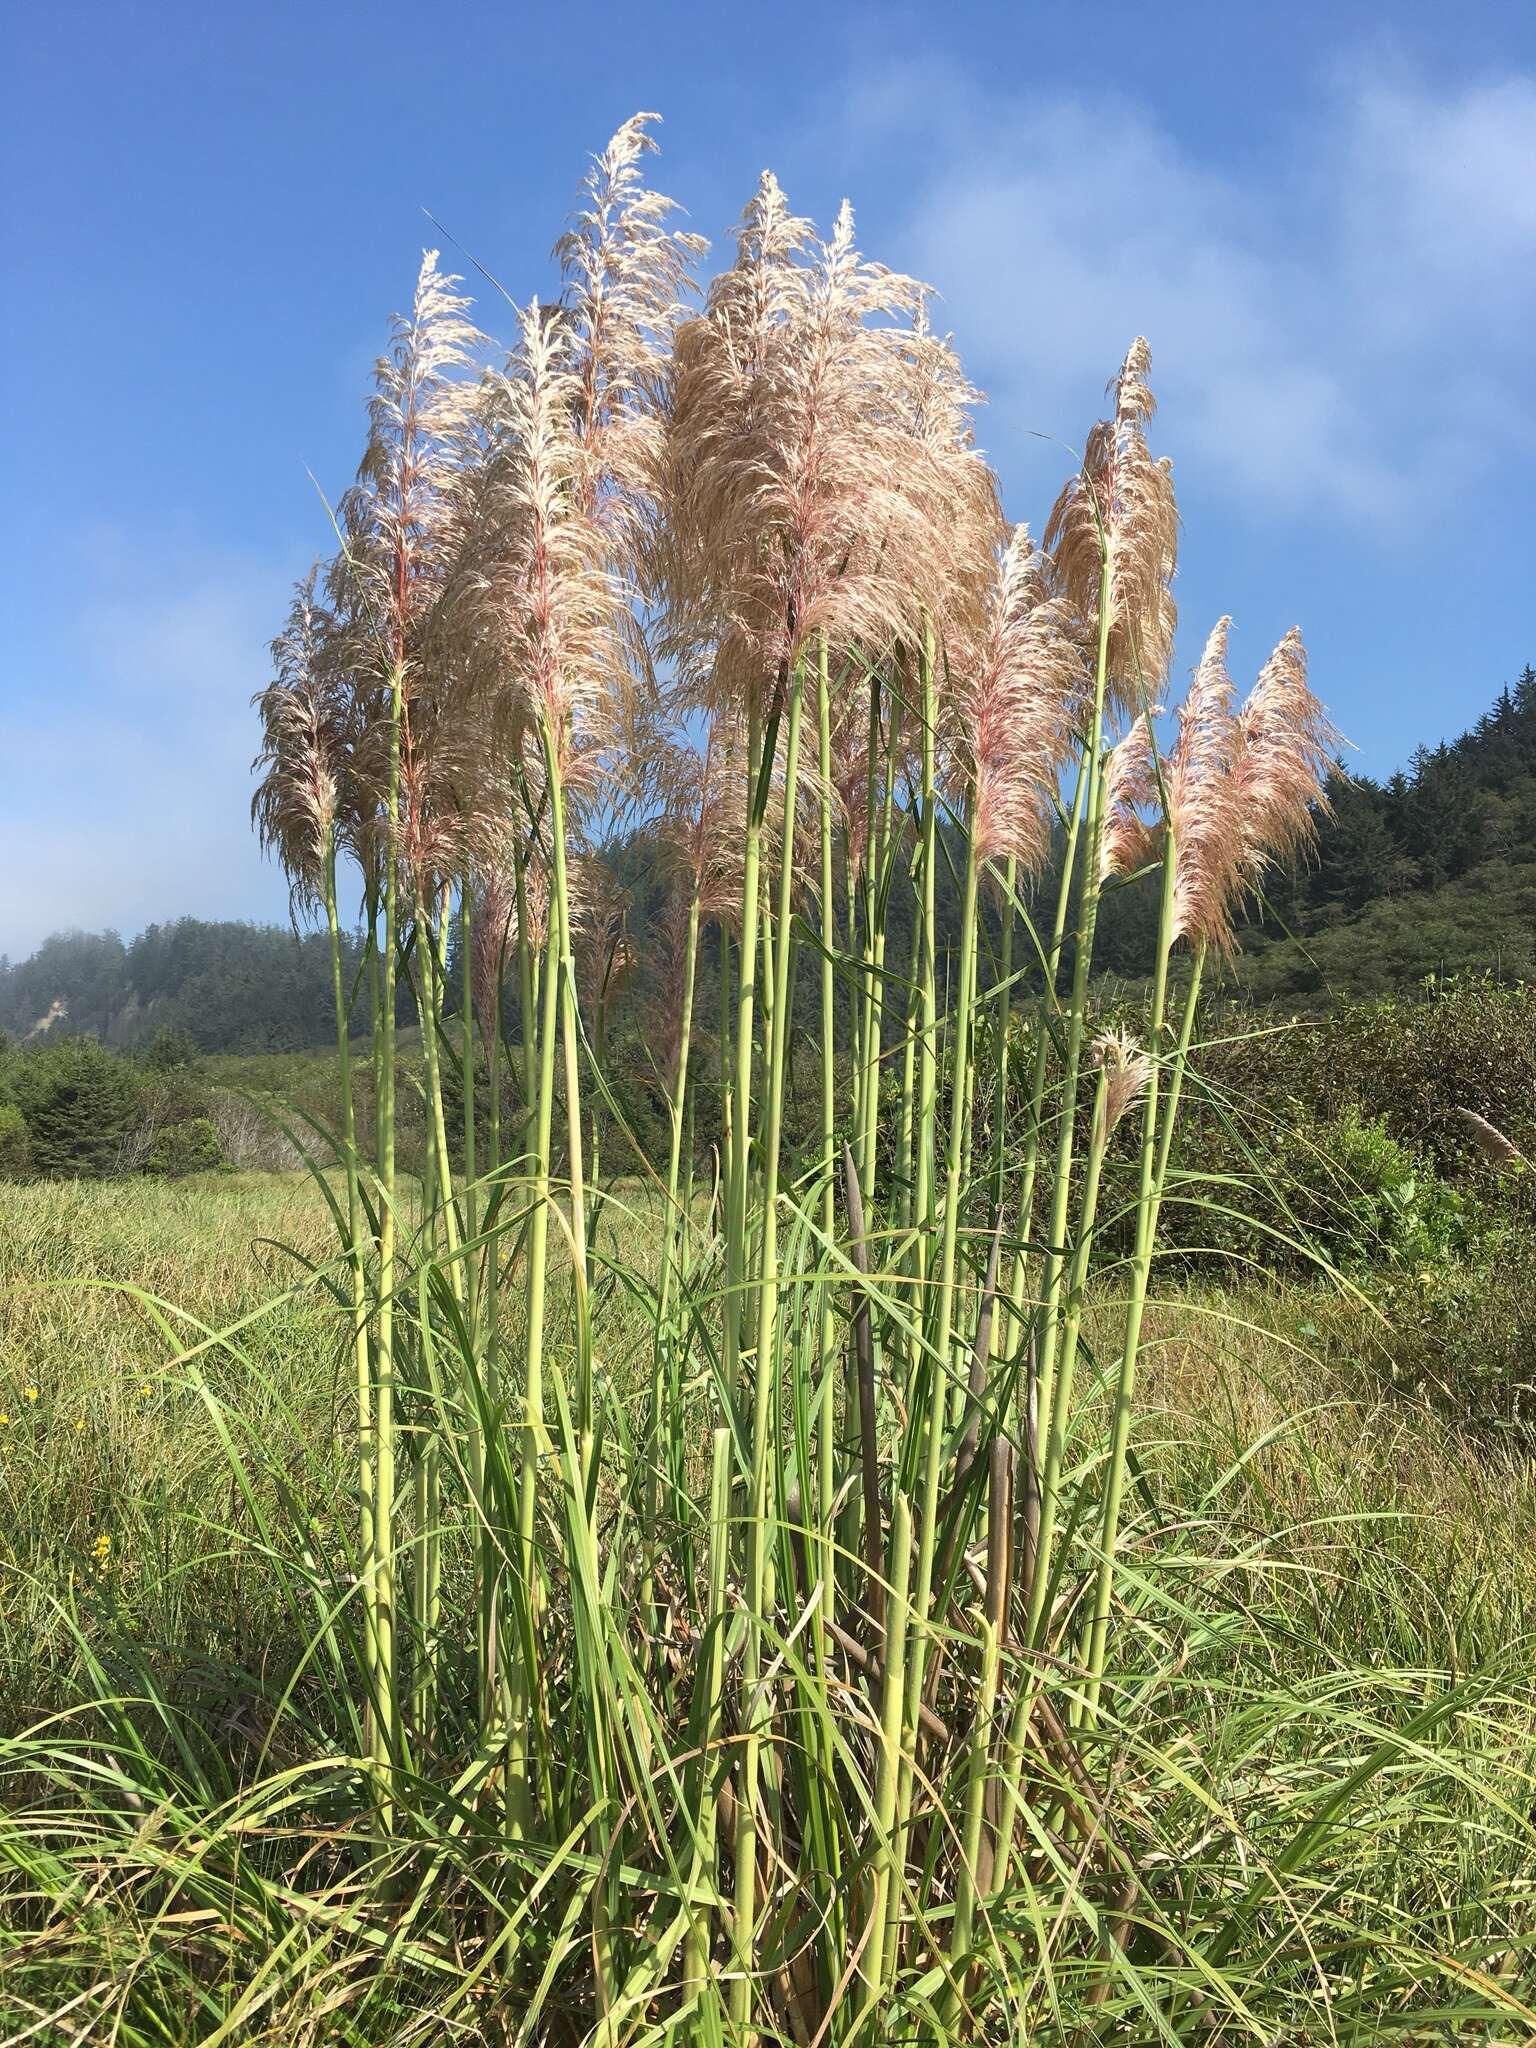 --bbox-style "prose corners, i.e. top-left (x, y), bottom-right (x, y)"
top-left (5, 1162), bottom-right (1535, 2041)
